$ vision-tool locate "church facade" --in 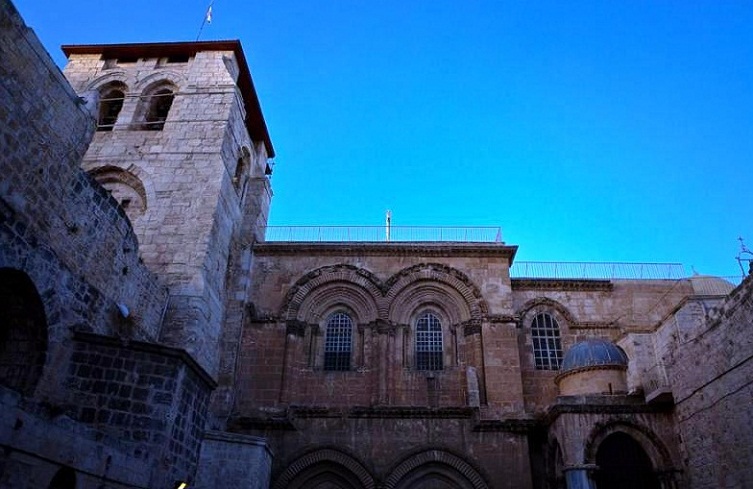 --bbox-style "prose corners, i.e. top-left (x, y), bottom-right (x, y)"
top-left (1, 1), bottom-right (753, 487)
